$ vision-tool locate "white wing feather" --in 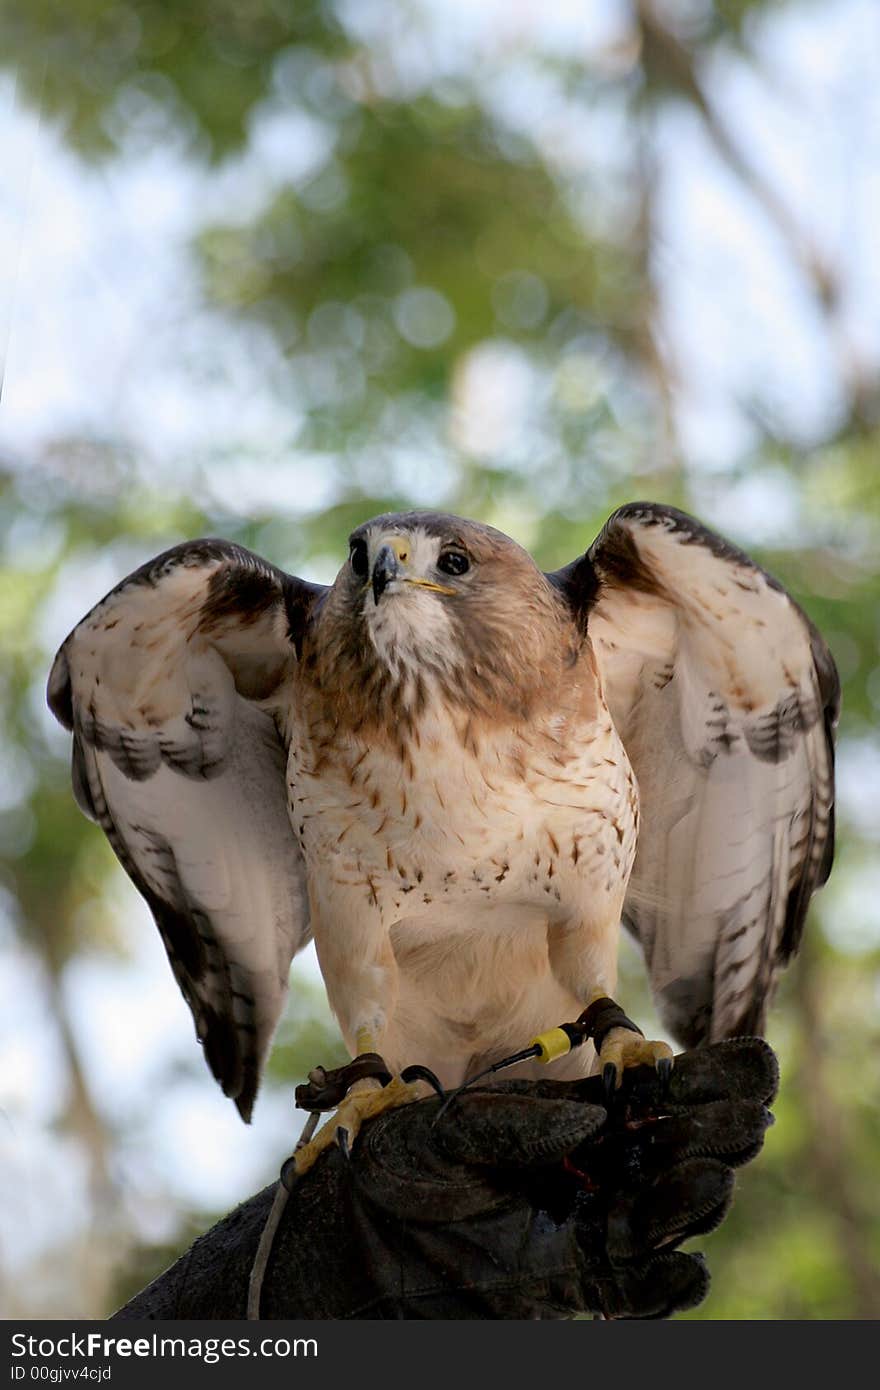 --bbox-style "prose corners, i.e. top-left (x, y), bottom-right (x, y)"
top-left (582, 504), bottom-right (837, 1044)
top-left (48, 540), bottom-right (323, 1119)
